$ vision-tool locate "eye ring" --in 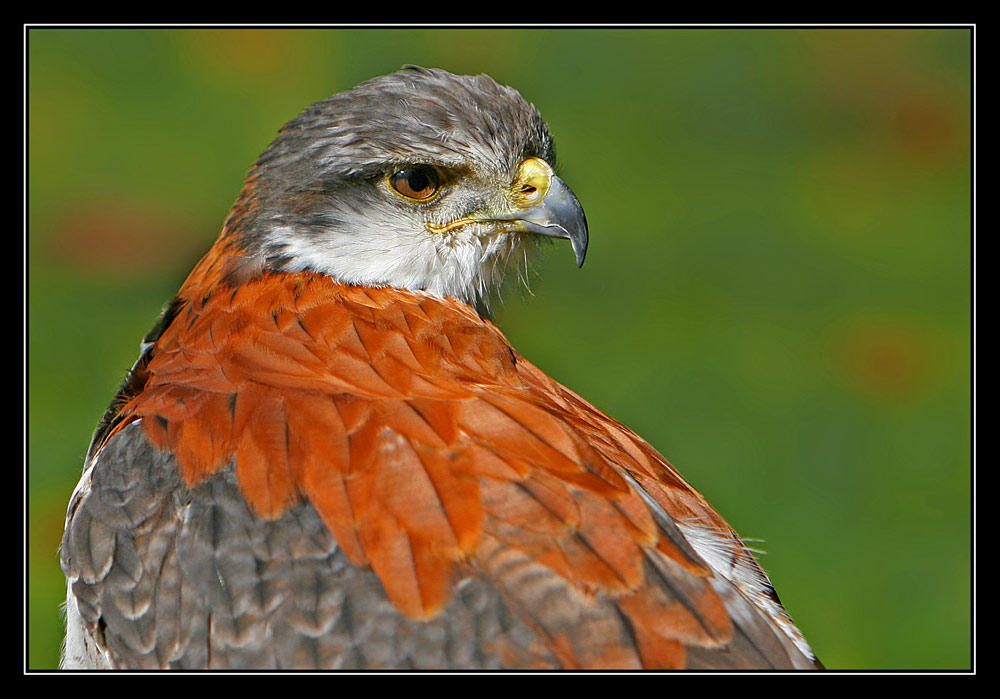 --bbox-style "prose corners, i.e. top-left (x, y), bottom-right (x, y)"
top-left (388, 165), bottom-right (442, 201)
